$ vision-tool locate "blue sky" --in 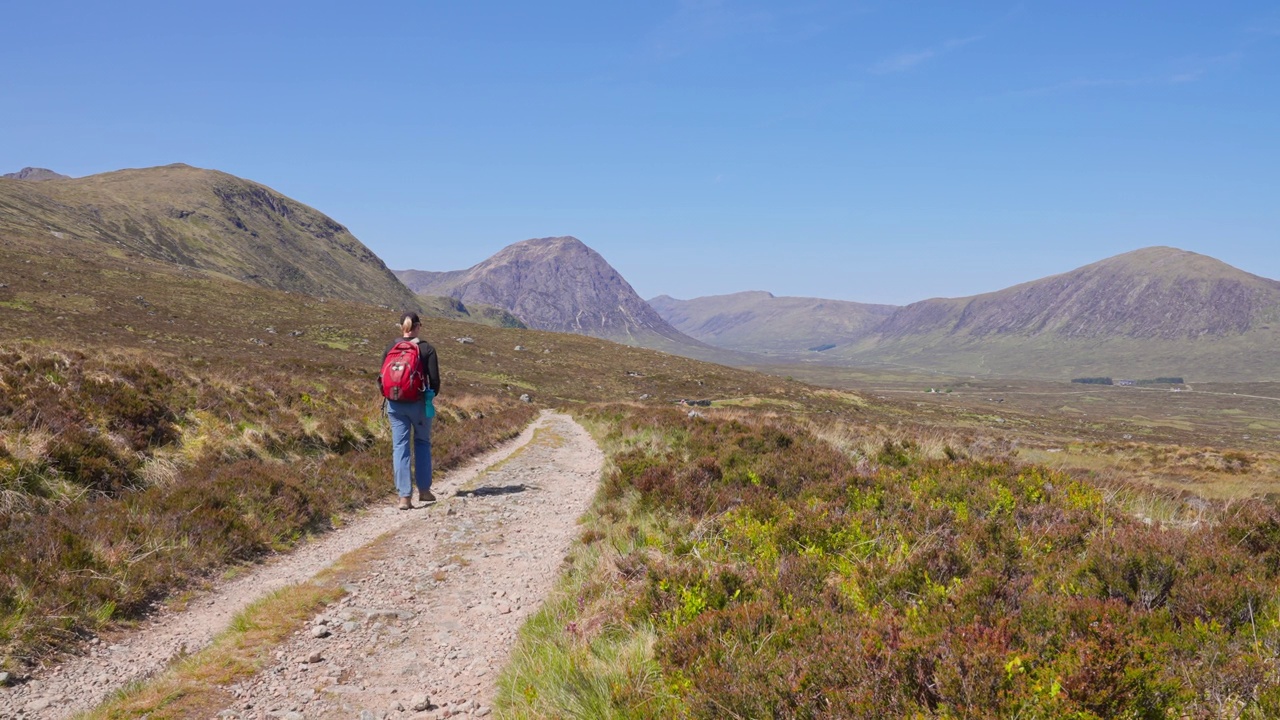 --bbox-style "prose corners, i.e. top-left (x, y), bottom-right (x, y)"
top-left (3, 1), bottom-right (1278, 305)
